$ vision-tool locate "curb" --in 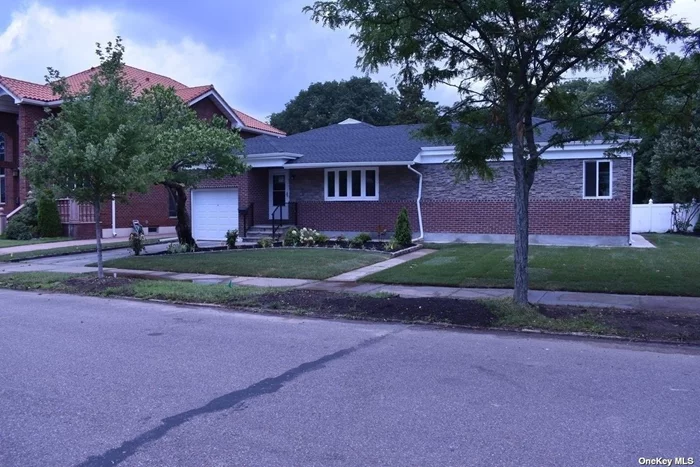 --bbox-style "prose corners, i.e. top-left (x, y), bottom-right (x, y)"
top-left (51, 292), bottom-right (700, 348)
